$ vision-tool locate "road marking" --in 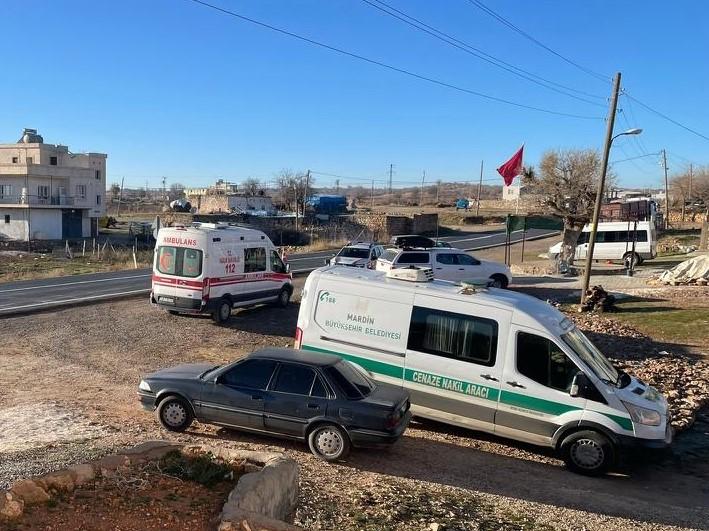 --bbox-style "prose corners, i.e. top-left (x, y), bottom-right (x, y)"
top-left (0, 289), bottom-right (150, 313)
top-left (445, 229), bottom-right (537, 244)
top-left (0, 274), bottom-right (152, 293)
